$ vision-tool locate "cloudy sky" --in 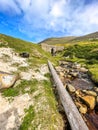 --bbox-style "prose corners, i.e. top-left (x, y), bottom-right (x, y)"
top-left (0, 0), bottom-right (98, 42)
